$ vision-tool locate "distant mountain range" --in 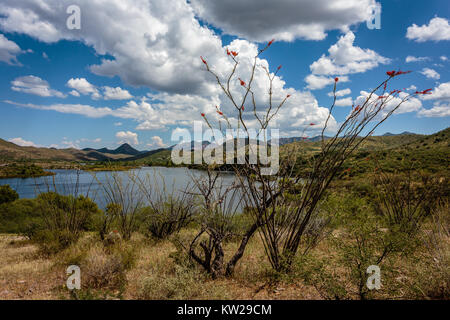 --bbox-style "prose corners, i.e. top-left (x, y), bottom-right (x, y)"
top-left (83, 143), bottom-right (143, 156)
top-left (276, 135), bottom-right (333, 145)
top-left (382, 131), bottom-right (417, 137)
top-left (0, 129), bottom-right (446, 163)
top-left (0, 140), bottom-right (143, 162)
